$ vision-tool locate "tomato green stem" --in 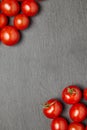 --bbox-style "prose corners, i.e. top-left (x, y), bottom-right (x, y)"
top-left (43, 101), bottom-right (56, 108)
top-left (68, 88), bottom-right (76, 95)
